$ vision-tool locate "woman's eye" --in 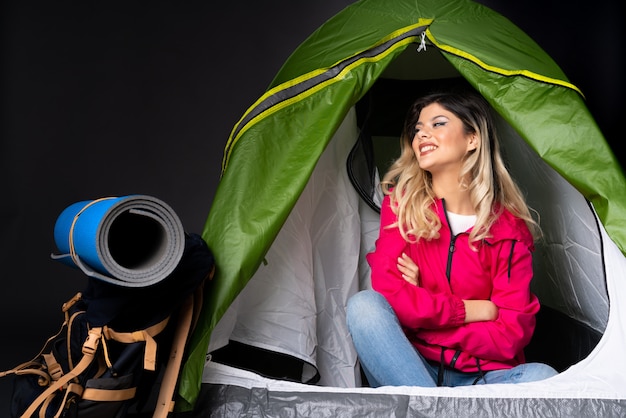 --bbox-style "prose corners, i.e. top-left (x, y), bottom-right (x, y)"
top-left (433, 121), bottom-right (446, 127)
